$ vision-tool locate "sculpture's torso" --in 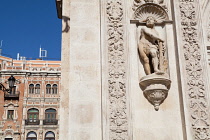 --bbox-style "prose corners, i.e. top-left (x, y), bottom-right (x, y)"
top-left (140, 27), bottom-right (159, 55)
